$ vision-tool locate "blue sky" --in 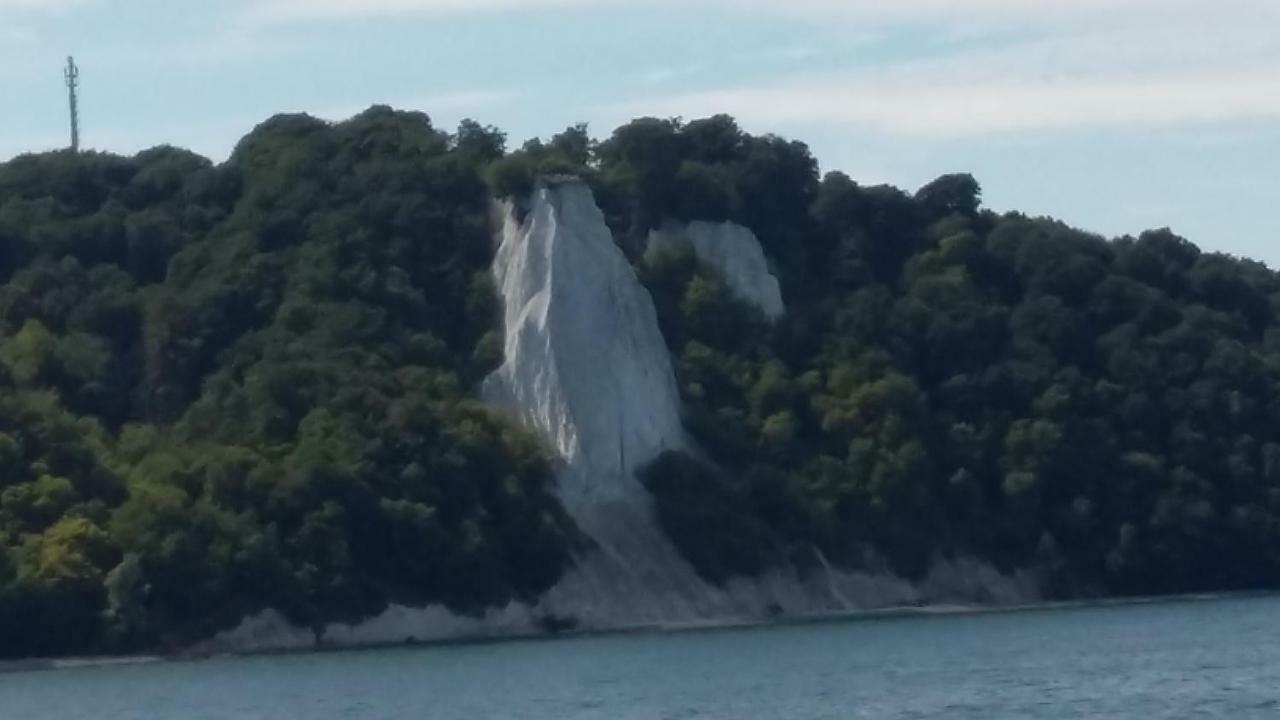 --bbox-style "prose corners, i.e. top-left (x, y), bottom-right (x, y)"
top-left (3, 0), bottom-right (1278, 263)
